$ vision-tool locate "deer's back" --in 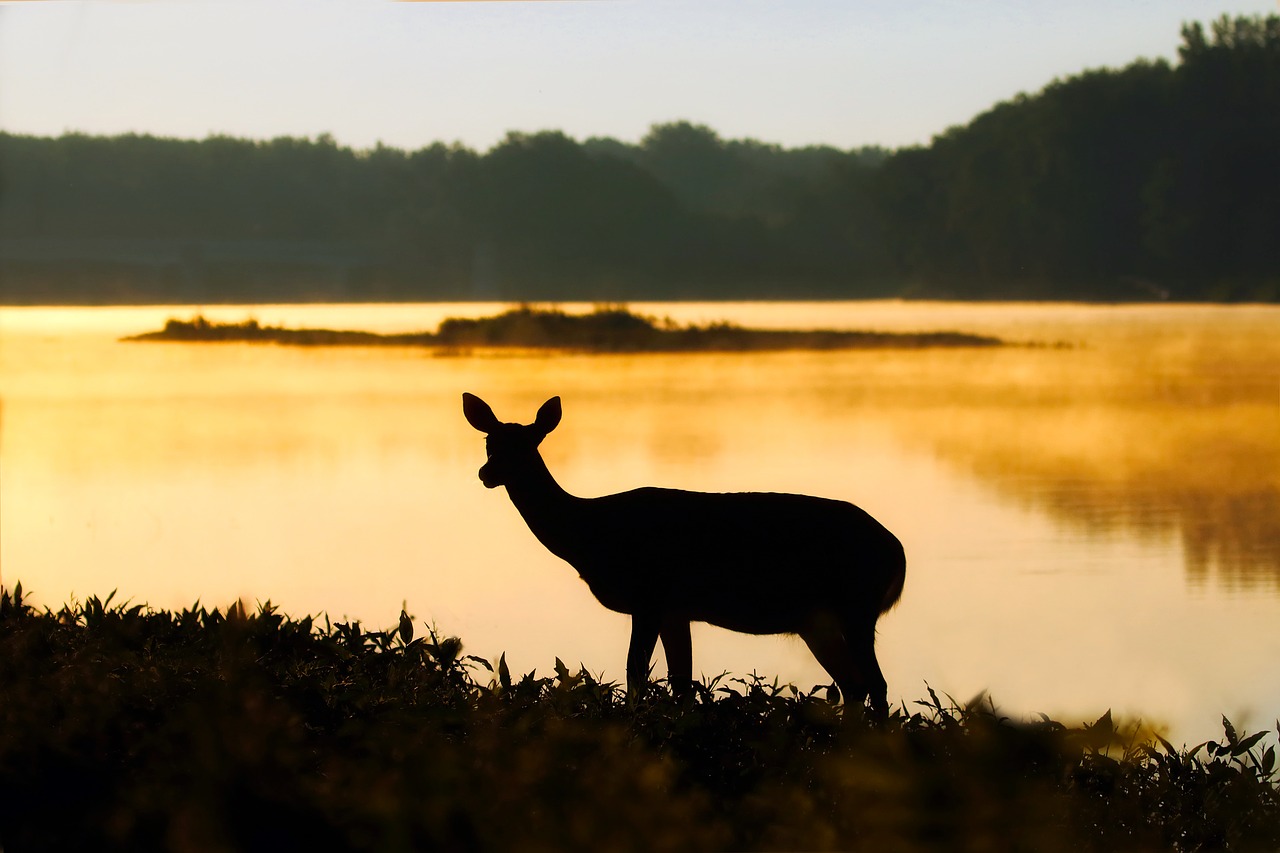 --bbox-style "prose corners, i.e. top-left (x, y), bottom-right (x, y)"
top-left (553, 487), bottom-right (904, 632)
